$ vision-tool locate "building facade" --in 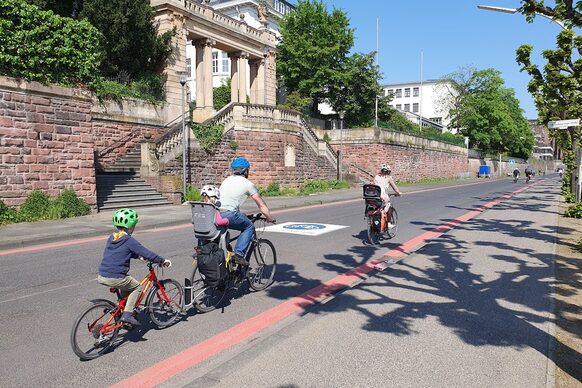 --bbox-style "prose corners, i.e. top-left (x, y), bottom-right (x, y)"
top-left (382, 80), bottom-right (457, 133)
top-left (185, 0), bottom-right (294, 103)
